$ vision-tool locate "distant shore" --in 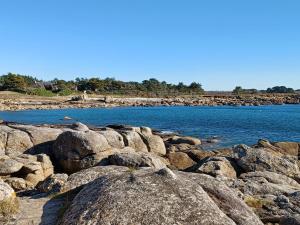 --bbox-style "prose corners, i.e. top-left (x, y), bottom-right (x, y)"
top-left (0, 91), bottom-right (299, 111)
